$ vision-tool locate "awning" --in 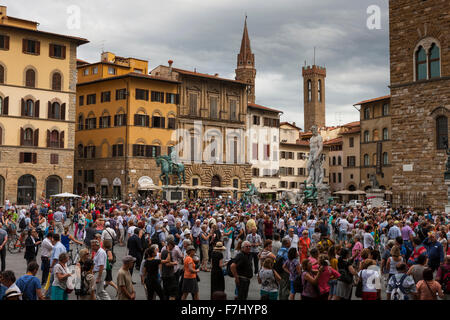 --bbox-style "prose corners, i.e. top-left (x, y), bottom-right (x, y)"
top-left (384, 190), bottom-right (393, 195)
top-left (100, 178), bottom-right (109, 186)
top-left (138, 176), bottom-right (157, 190)
top-left (258, 188), bottom-right (277, 193)
top-left (113, 178), bottom-right (122, 186)
top-left (334, 190), bottom-right (366, 195)
top-left (51, 192), bottom-right (81, 198)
